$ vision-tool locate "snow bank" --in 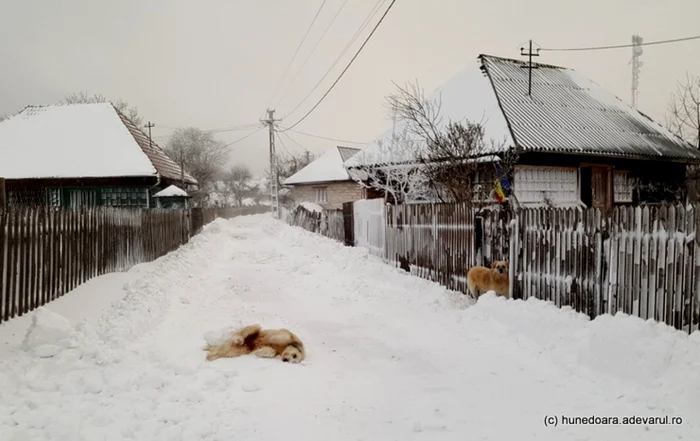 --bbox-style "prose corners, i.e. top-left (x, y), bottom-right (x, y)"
top-left (1, 214), bottom-right (698, 440)
top-left (20, 308), bottom-right (72, 357)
